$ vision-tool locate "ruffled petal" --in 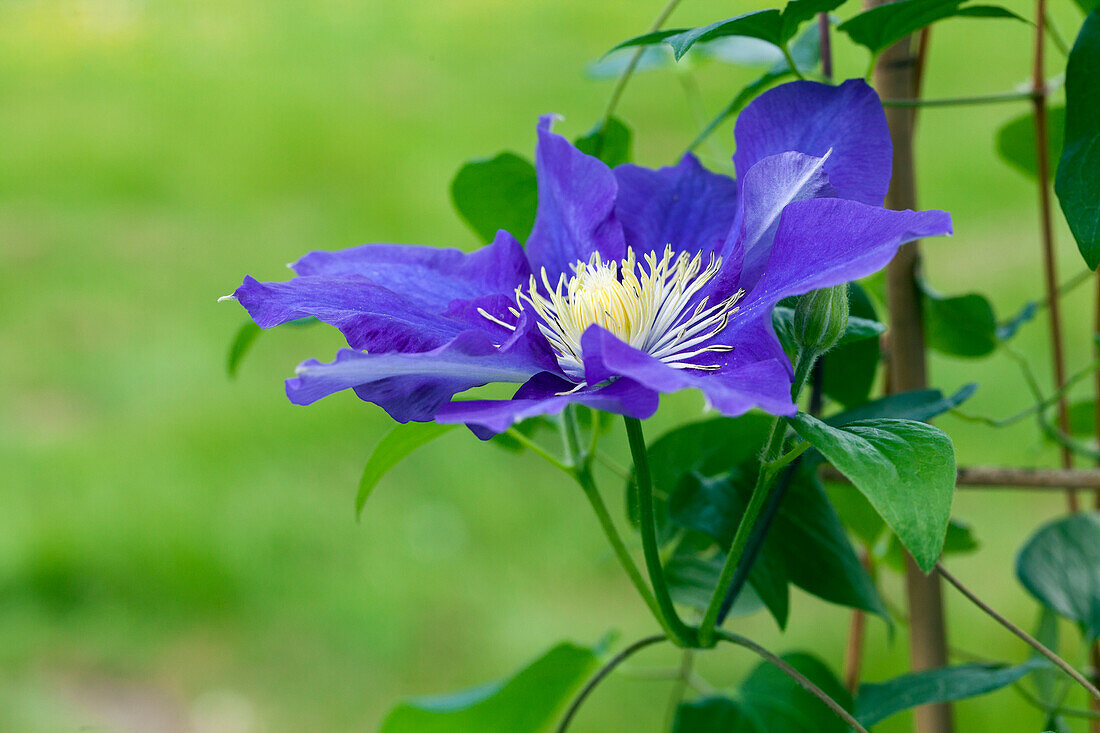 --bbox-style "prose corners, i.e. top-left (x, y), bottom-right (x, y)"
top-left (579, 325), bottom-right (796, 418)
top-left (733, 79), bottom-right (892, 206)
top-left (292, 230), bottom-right (529, 310)
top-left (525, 115), bottom-right (626, 279)
top-left (234, 274), bottom-right (465, 353)
top-left (435, 372), bottom-right (659, 439)
top-left (613, 154), bottom-right (738, 259)
top-left (233, 231), bottom-right (530, 353)
top-left (732, 198), bottom-right (953, 328)
top-left (285, 328), bottom-right (554, 422)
